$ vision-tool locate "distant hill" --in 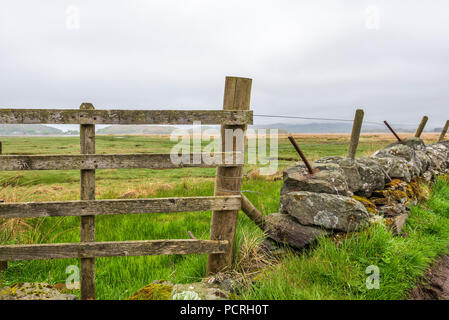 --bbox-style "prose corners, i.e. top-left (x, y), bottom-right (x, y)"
top-left (0, 124), bottom-right (63, 135)
top-left (97, 125), bottom-right (176, 135)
